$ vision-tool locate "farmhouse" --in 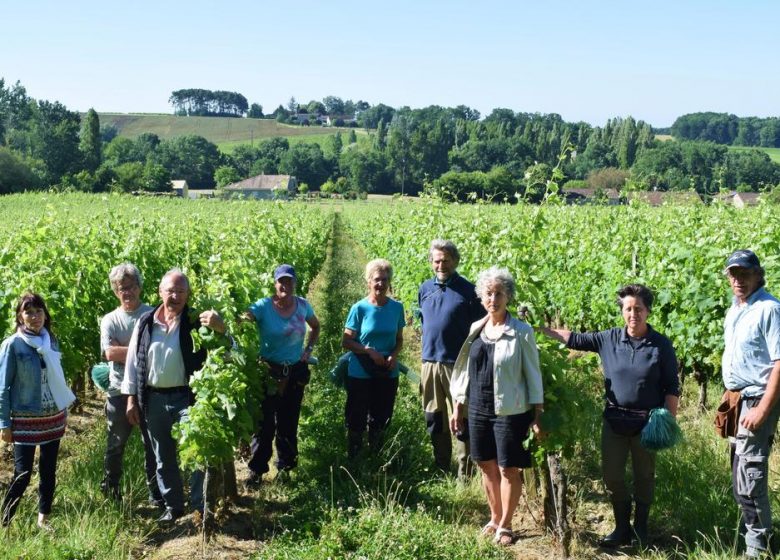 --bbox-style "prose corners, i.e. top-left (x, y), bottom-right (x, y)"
top-left (626, 191), bottom-right (703, 206)
top-left (222, 174), bottom-right (298, 199)
top-left (562, 187), bottom-right (621, 205)
top-left (171, 180), bottom-right (189, 198)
